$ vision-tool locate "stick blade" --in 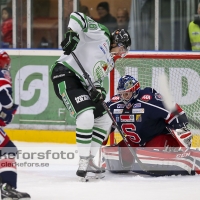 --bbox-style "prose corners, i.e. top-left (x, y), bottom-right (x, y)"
top-left (158, 73), bottom-right (175, 112)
